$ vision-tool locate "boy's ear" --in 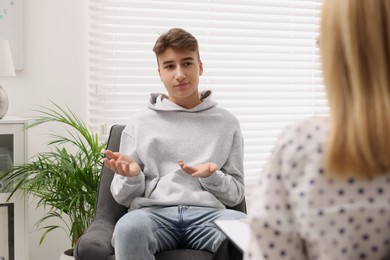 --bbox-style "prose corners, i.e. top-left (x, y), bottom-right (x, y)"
top-left (199, 60), bottom-right (203, 76)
